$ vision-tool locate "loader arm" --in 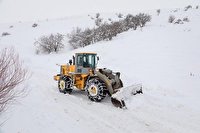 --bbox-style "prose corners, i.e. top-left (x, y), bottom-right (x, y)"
top-left (94, 70), bottom-right (114, 95)
top-left (94, 69), bottom-right (132, 108)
